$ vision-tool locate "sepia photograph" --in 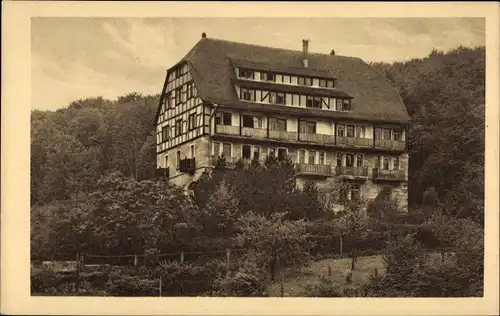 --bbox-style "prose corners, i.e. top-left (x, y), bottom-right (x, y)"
top-left (2, 1), bottom-right (499, 315)
top-left (29, 16), bottom-right (487, 298)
